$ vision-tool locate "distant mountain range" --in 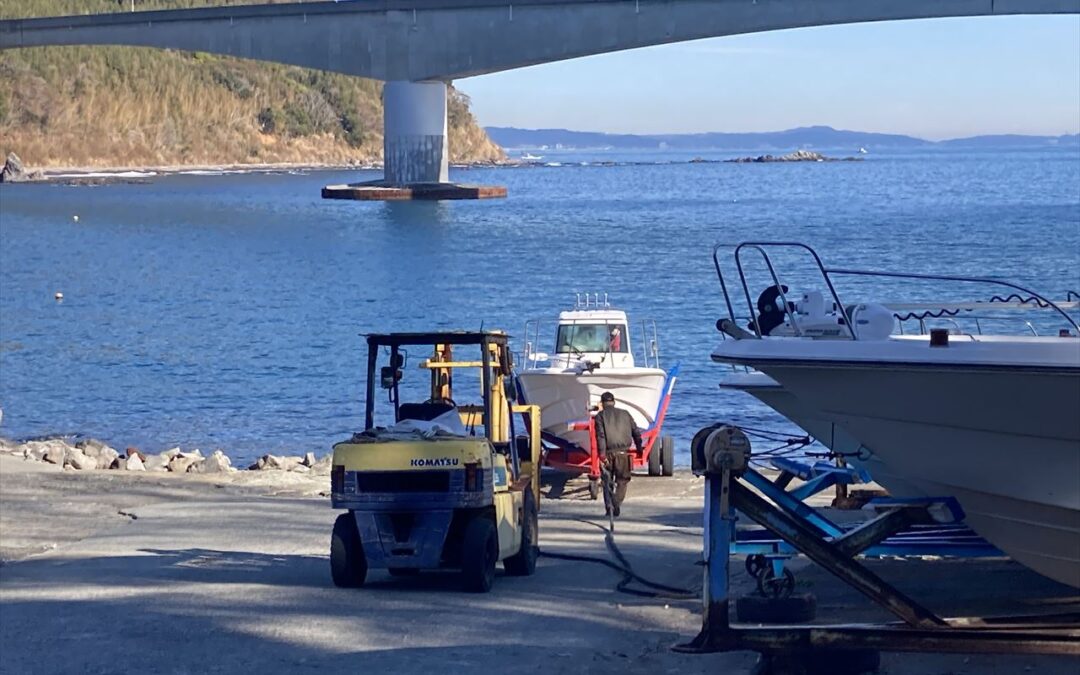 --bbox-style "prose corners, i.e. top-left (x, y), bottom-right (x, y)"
top-left (485, 125), bottom-right (1080, 151)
